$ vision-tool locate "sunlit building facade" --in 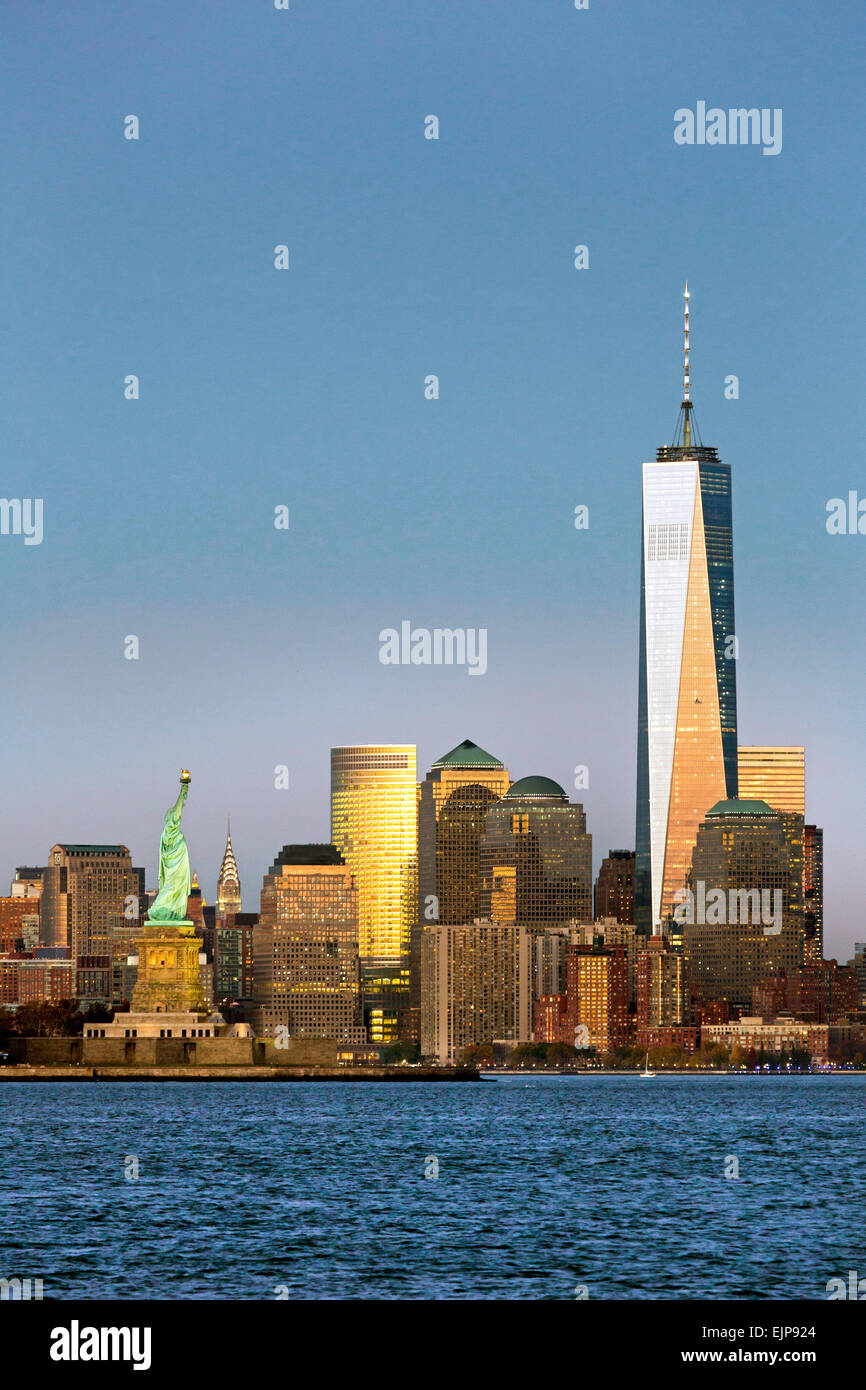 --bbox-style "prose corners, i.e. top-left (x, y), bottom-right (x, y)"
top-left (566, 943), bottom-right (630, 1053)
top-left (737, 746), bottom-right (805, 816)
top-left (636, 287), bottom-right (738, 934)
top-left (331, 745), bottom-right (418, 1042)
top-left (253, 844), bottom-right (363, 1042)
